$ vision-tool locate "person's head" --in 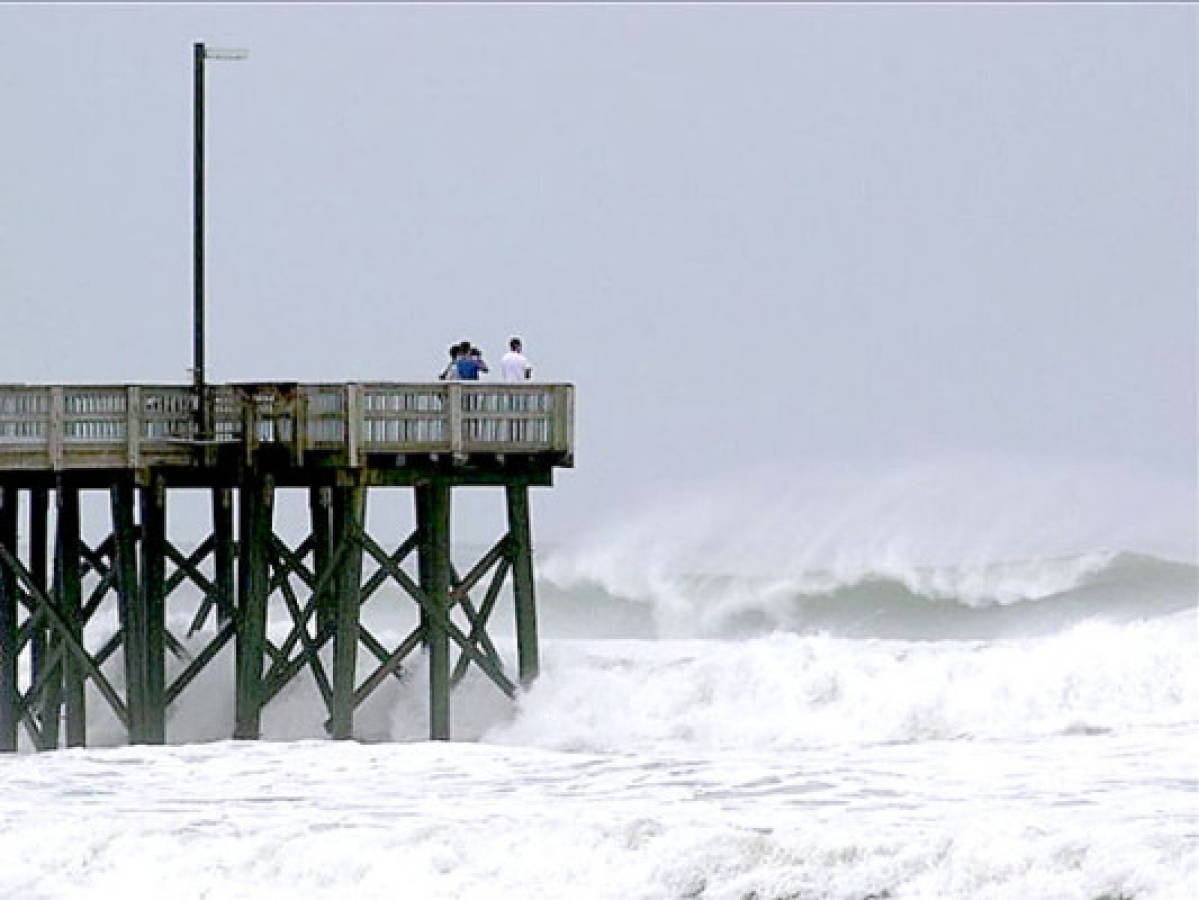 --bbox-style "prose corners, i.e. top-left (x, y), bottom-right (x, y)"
top-left (448, 345), bottom-right (460, 360)
top-left (470, 347), bottom-right (482, 358)
top-left (509, 337), bottom-right (522, 352)
top-left (457, 340), bottom-right (471, 356)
